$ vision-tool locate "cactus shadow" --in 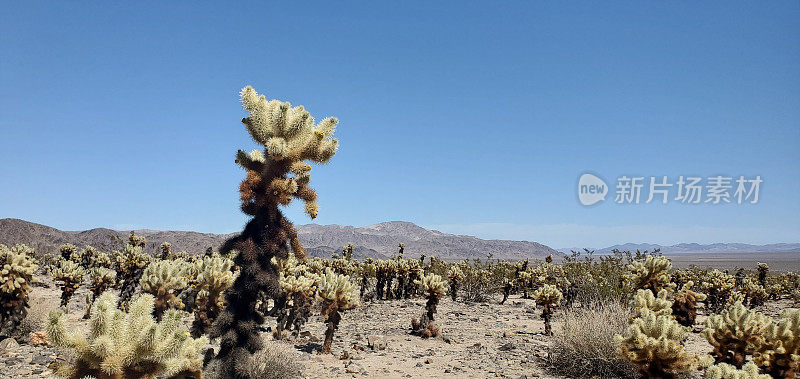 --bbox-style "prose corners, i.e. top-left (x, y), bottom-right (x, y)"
top-left (296, 342), bottom-right (322, 354)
